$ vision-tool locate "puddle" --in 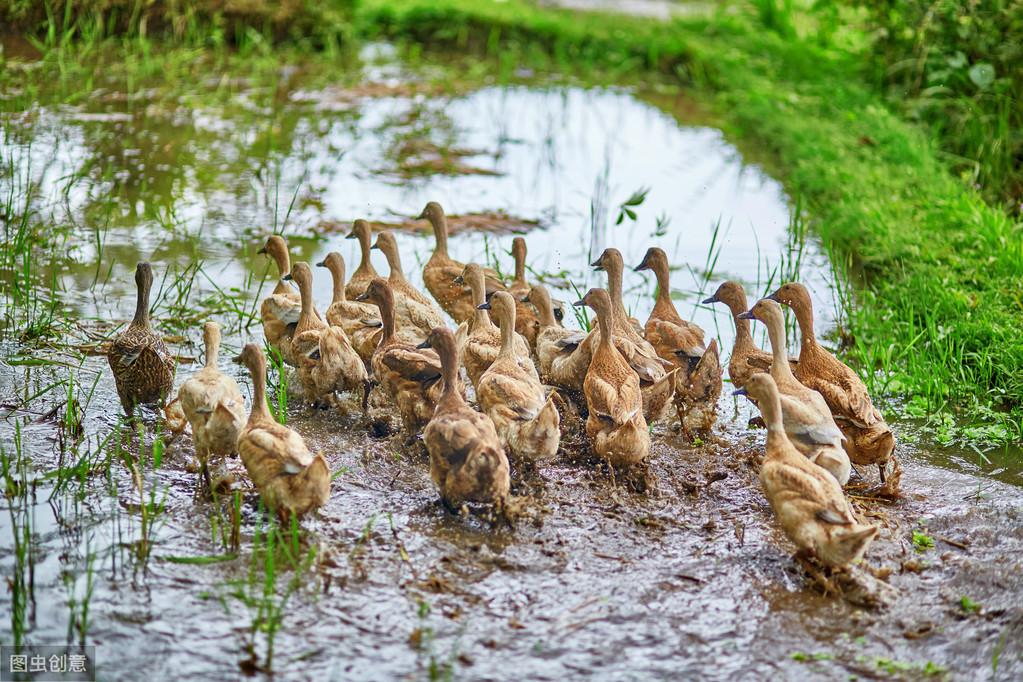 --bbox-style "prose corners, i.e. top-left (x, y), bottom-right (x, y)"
top-left (1, 43), bottom-right (1021, 679)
